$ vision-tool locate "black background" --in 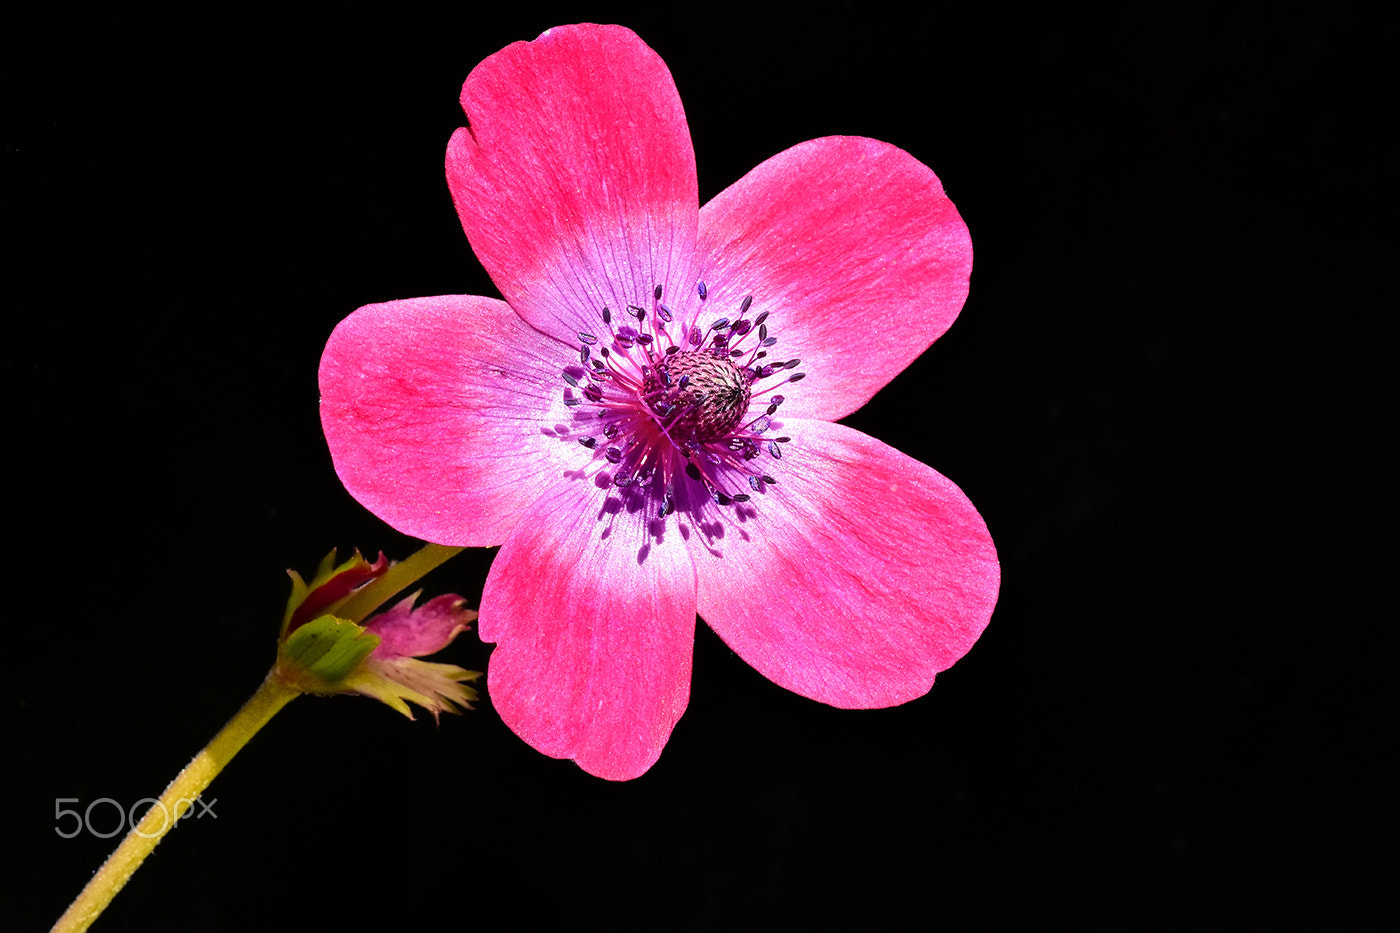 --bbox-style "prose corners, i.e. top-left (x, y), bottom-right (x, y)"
top-left (9, 3), bottom-right (1390, 930)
